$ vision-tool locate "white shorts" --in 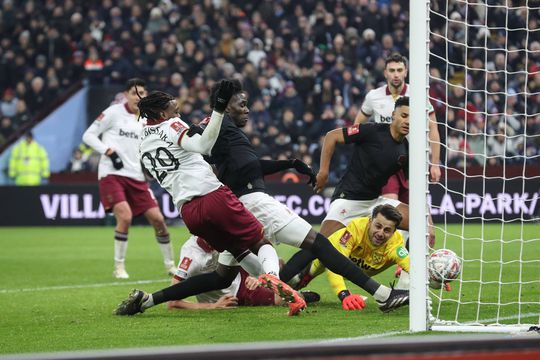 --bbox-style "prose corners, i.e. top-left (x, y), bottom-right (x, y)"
top-left (324, 197), bottom-right (402, 226)
top-left (240, 192), bottom-right (312, 248)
